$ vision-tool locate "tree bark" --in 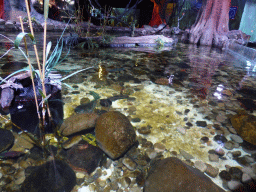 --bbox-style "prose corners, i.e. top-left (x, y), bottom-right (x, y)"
top-left (189, 0), bottom-right (231, 47)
